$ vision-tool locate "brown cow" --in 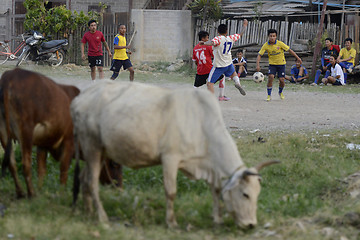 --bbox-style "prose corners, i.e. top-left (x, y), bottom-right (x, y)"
top-left (0, 68), bottom-right (81, 198)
